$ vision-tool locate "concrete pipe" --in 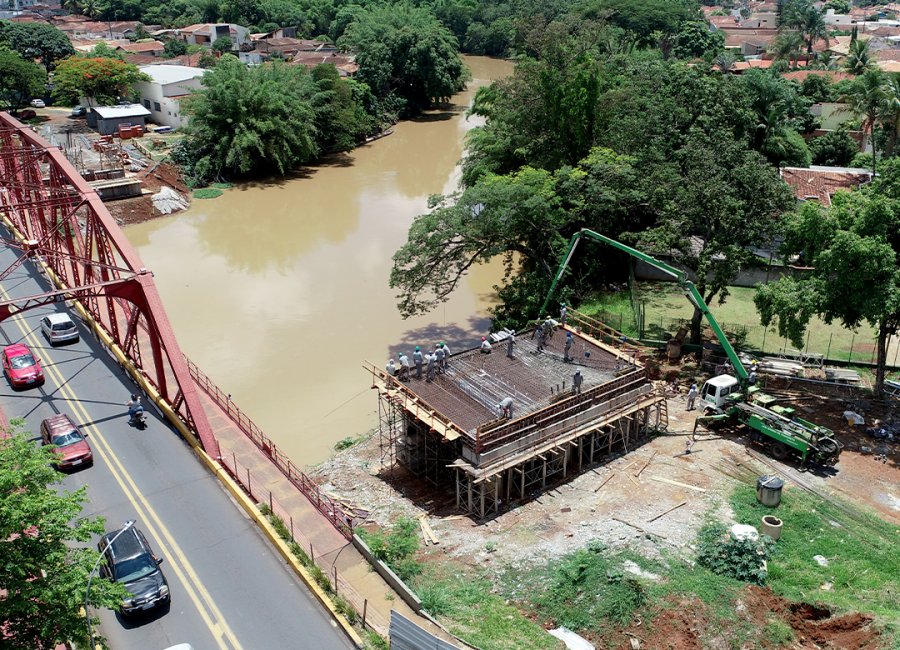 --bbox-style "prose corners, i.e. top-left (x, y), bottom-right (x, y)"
top-left (760, 514), bottom-right (783, 541)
